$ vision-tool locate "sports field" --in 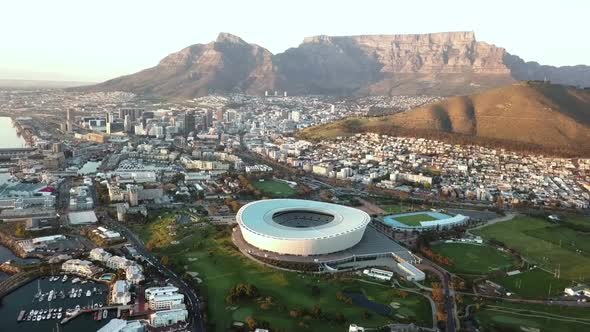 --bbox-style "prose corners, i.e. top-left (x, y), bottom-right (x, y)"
top-left (431, 243), bottom-right (515, 275)
top-left (472, 216), bottom-right (590, 281)
top-left (394, 213), bottom-right (438, 226)
top-left (490, 268), bottom-right (571, 298)
top-left (252, 179), bottom-right (297, 198)
top-left (139, 219), bottom-right (433, 331)
top-left (475, 304), bottom-right (590, 332)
